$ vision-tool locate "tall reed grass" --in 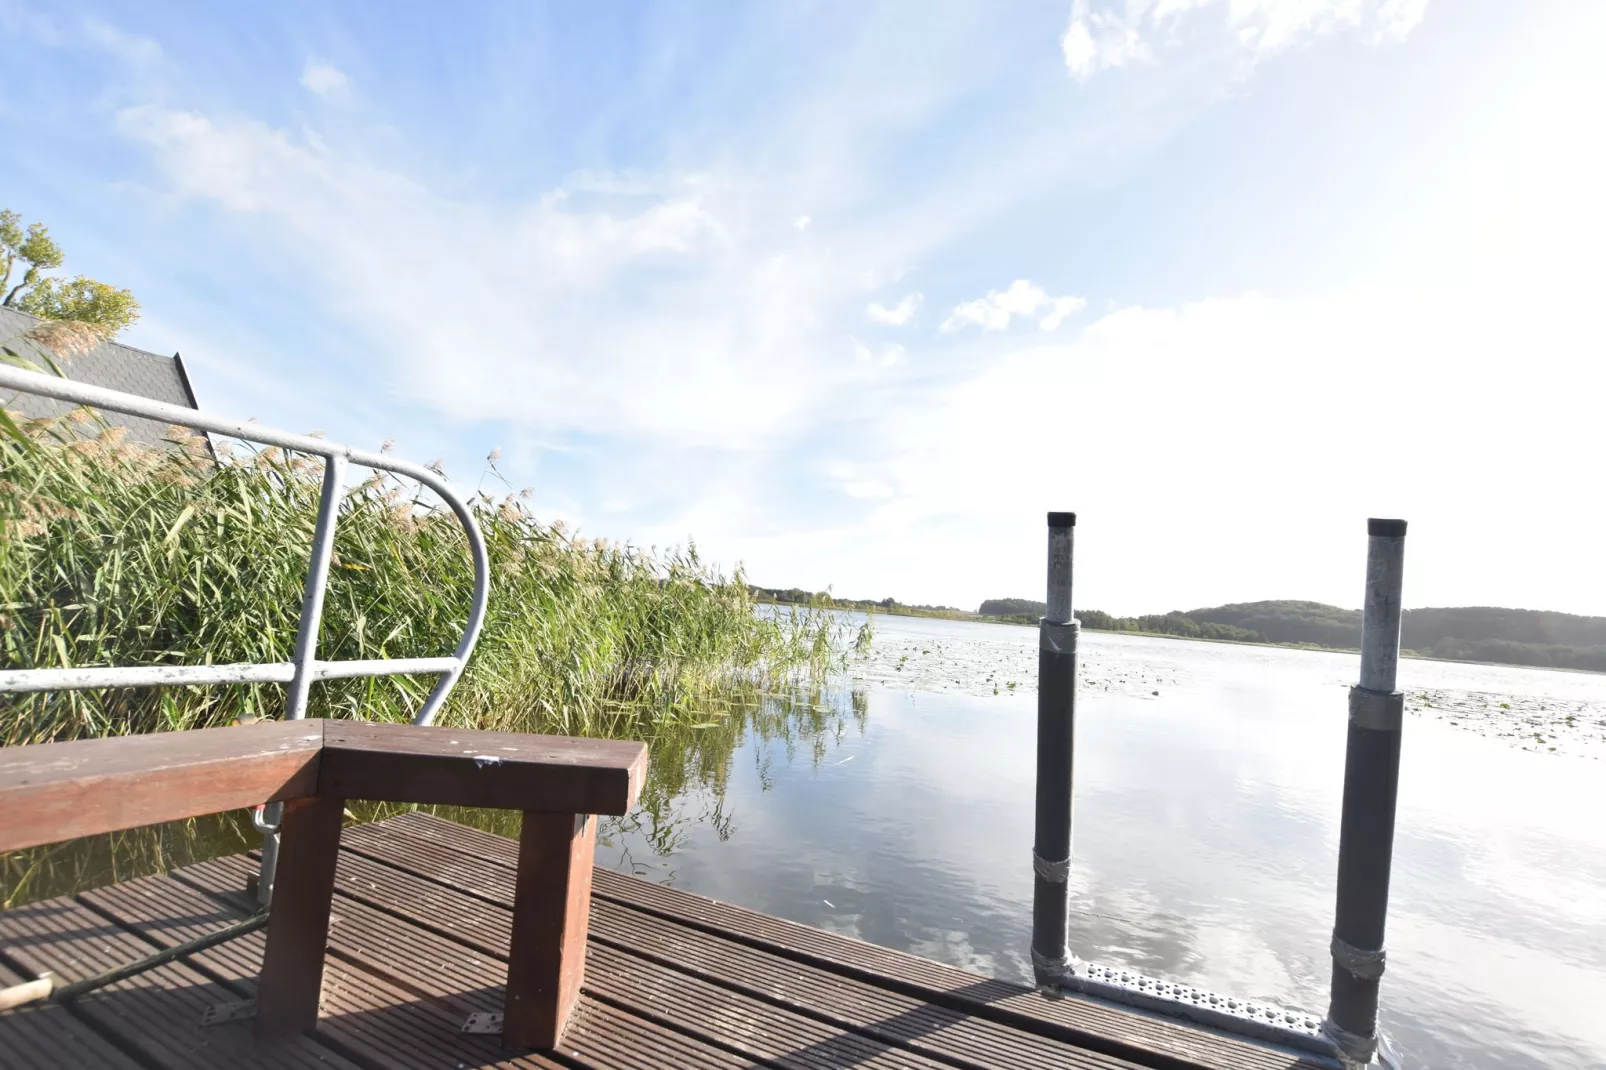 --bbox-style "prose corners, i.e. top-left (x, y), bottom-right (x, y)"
top-left (1, 398), bottom-right (847, 746)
